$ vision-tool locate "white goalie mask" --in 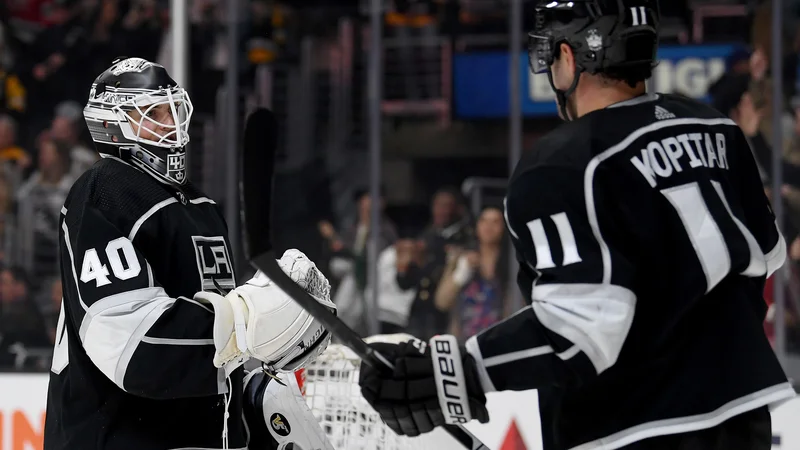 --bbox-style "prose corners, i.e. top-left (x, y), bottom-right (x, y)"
top-left (83, 57), bottom-right (195, 185)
